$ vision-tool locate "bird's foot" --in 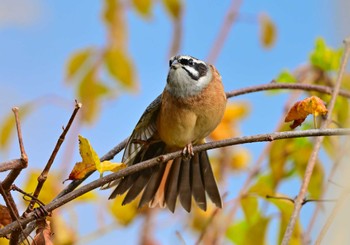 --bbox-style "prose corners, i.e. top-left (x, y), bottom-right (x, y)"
top-left (182, 143), bottom-right (194, 159)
